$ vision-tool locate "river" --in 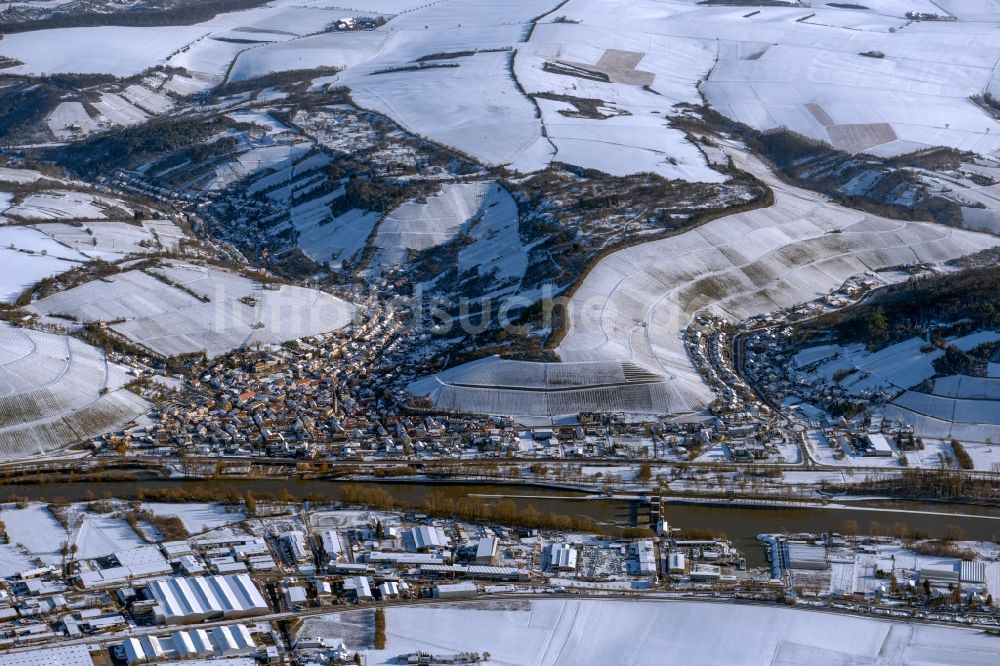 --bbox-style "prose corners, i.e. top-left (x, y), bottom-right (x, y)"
top-left (4, 478), bottom-right (999, 567)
